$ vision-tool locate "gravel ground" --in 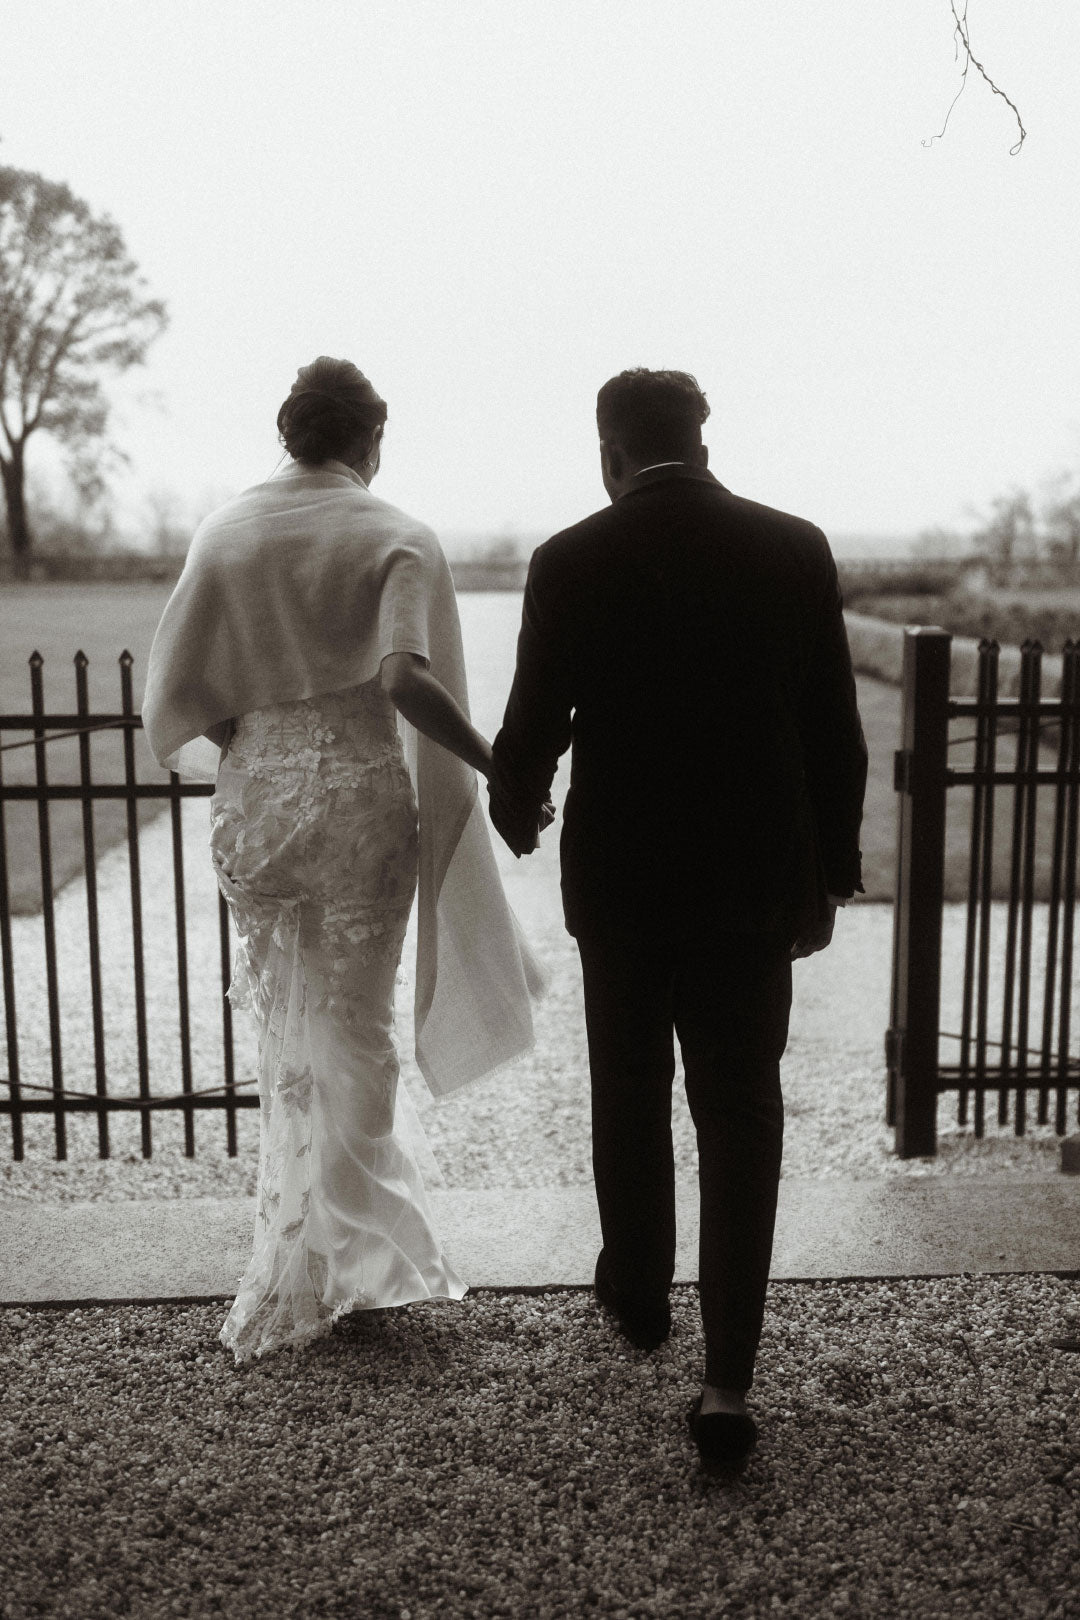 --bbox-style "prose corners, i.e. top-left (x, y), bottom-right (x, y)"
top-left (3, 1277), bottom-right (1079, 1620)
